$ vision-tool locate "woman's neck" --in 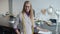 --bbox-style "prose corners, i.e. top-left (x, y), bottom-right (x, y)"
top-left (25, 12), bottom-right (30, 17)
